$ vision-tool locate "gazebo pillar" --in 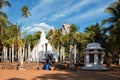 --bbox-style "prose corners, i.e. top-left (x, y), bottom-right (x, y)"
top-left (101, 54), bottom-right (104, 64)
top-left (94, 54), bottom-right (98, 65)
top-left (85, 54), bottom-right (89, 66)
